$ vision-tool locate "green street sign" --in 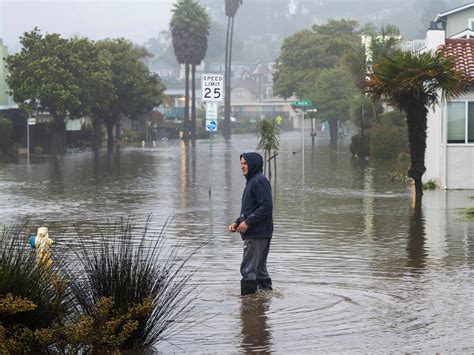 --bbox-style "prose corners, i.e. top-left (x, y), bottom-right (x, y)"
top-left (292, 99), bottom-right (313, 107)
